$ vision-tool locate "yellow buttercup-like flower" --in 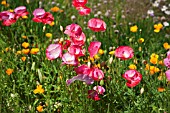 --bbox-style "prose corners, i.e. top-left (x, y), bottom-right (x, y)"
top-left (36, 105), bottom-right (43, 112)
top-left (51, 6), bottom-right (60, 12)
top-left (154, 23), bottom-right (163, 33)
top-left (33, 85), bottom-right (44, 94)
top-left (6, 68), bottom-right (13, 76)
top-left (30, 48), bottom-right (39, 54)
top-left (163, 42), bottom-right (170, 50)
top-left (138, 38), bottom-right (144, 43)
top-left (22, 42), bottom-right (29, 48)
top-left (130, 25), bottom-right (138, 32)
top-left (45, 33), bottom-right (52, 38)
top-left (128, 64), bottom-right (137, 70)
